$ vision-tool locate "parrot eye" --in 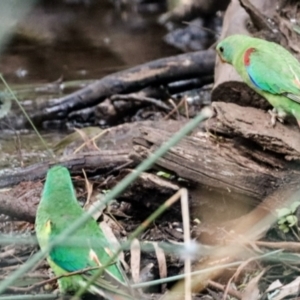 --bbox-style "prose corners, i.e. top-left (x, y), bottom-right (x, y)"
top-left (219, 46), bottom-right (224, 53)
